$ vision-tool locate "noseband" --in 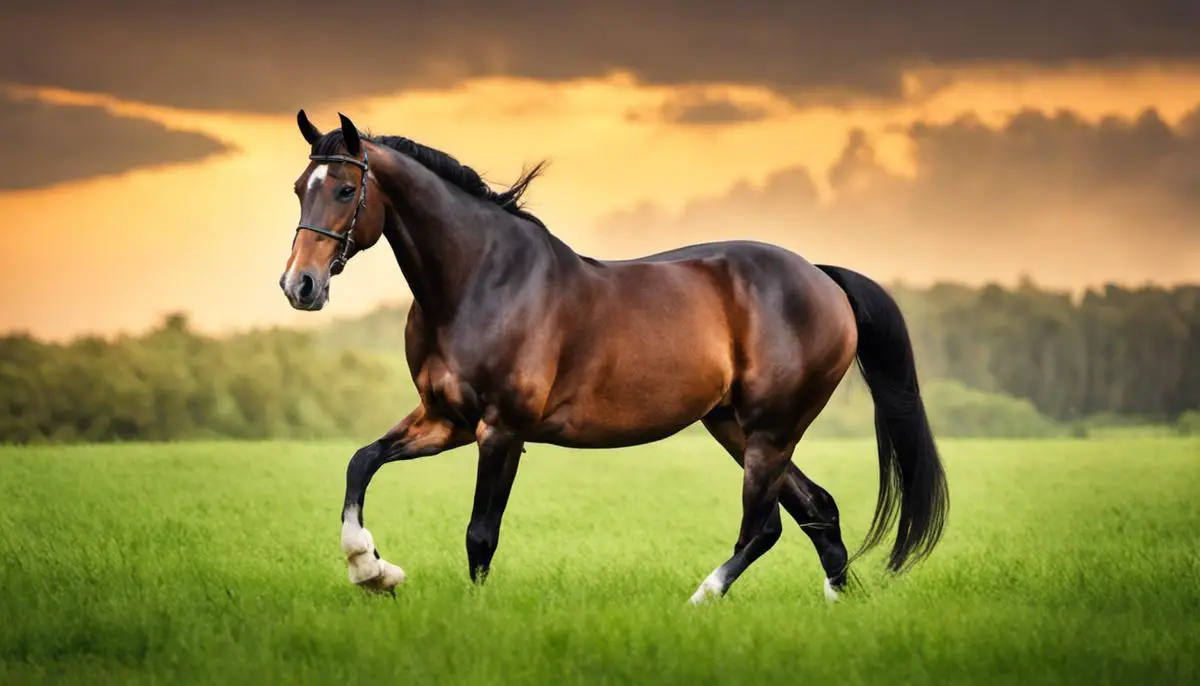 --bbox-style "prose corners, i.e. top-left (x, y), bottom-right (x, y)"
top-left (295, 150), bottom-right (370, 276)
